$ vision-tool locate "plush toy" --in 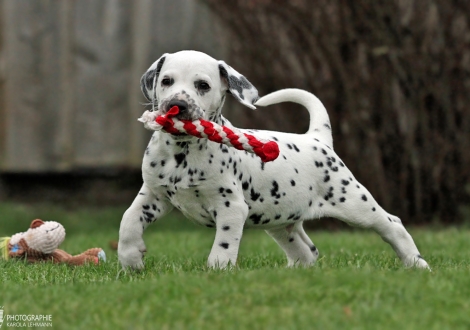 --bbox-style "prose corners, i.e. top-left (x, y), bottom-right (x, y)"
top-left (138, 106), bottom-right (280, 162)
top-left (0, 219), bottom-right (106, 265)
